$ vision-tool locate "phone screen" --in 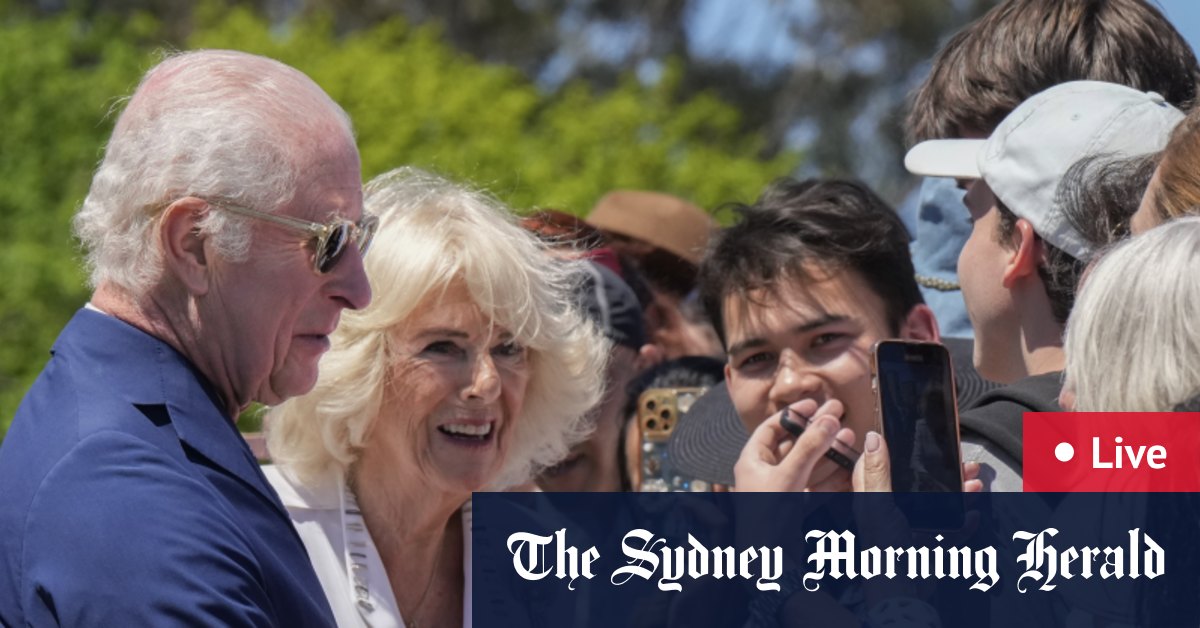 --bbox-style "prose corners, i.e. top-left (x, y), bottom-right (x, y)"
top-left (875, 341), bottom-right (963, 493)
